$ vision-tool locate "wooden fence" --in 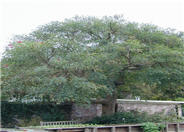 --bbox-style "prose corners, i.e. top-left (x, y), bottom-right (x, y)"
top-left (45, 122), bottom-right (184, 132)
